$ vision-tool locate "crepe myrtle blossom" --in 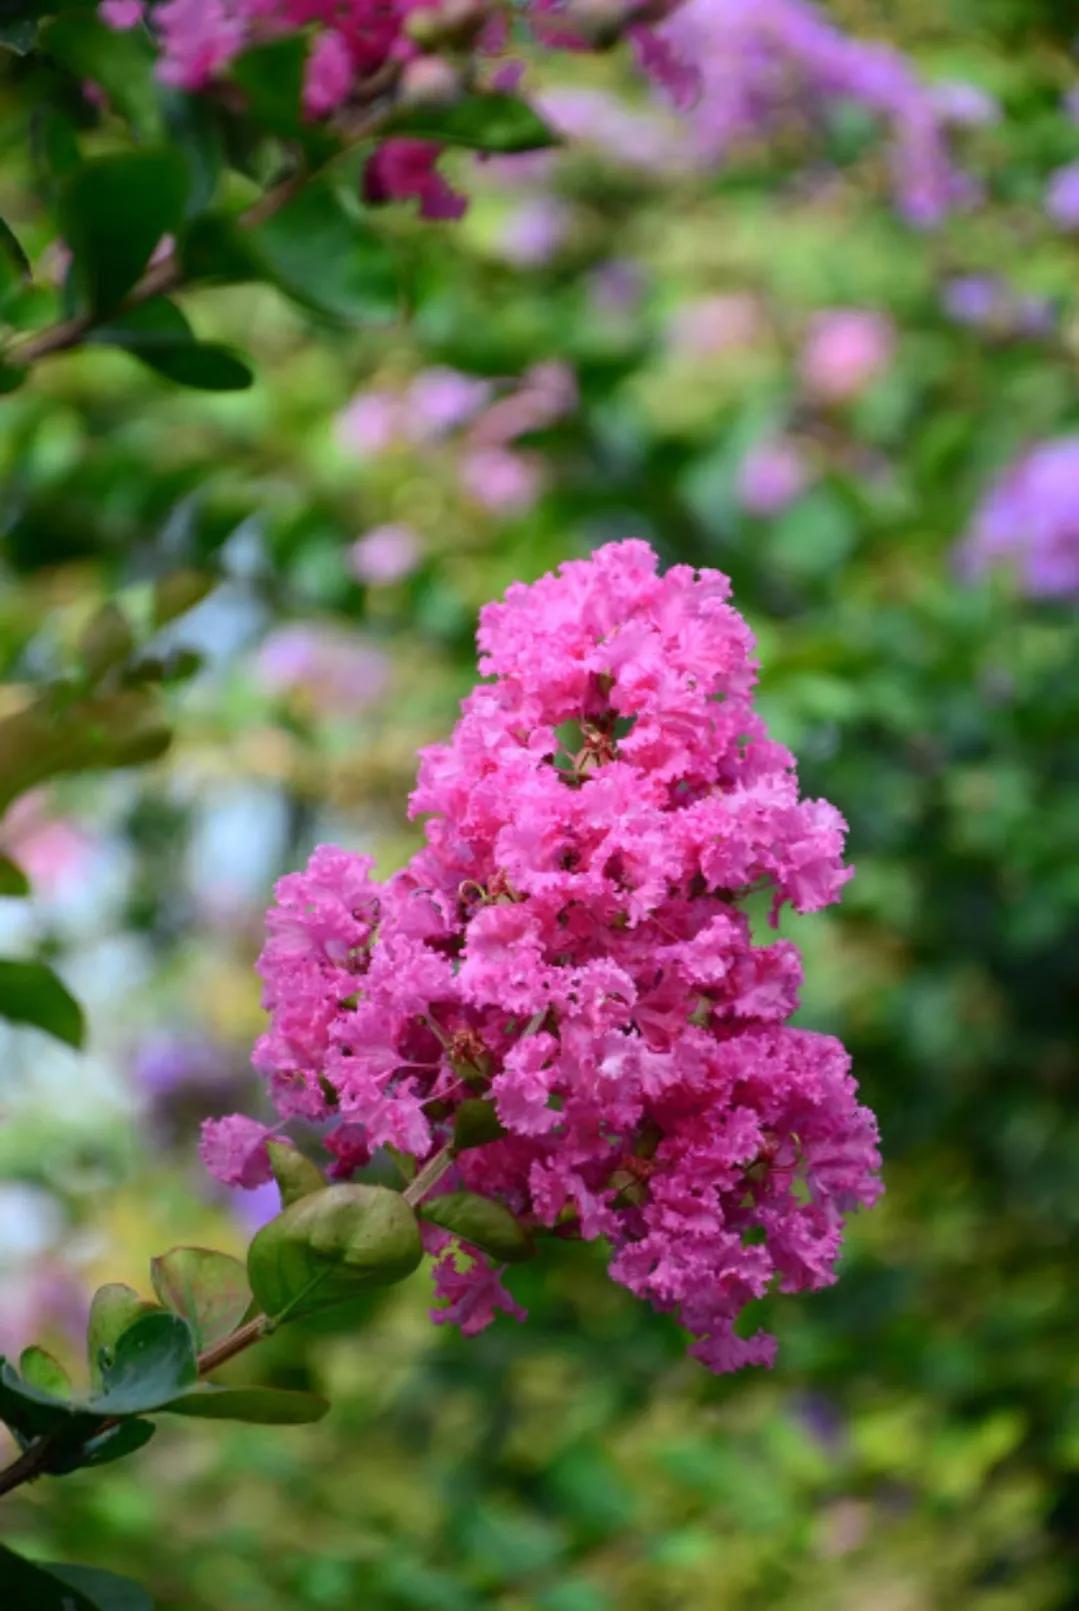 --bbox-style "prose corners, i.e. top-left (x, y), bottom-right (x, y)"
top-left (800, 309), bottom-right (895, 403)
top-left (736, 438), bottom-right (812, 515)
top-left (103, 0), bottom-right (968, 226)
top-left (204, 541), bottom-right (880, 1373)
top-left (956, 437), bottom-right (1079, 601)
top-left (647, 0), bottom-right (967, 224)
